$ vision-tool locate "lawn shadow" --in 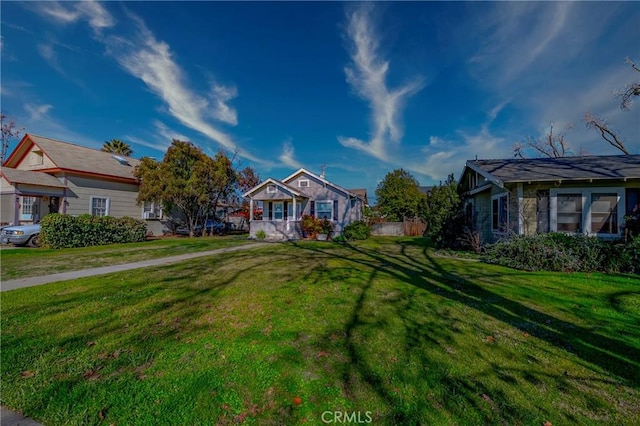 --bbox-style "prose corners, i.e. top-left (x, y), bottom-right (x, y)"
top-left (291, 239), bottom-right (640, 422)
